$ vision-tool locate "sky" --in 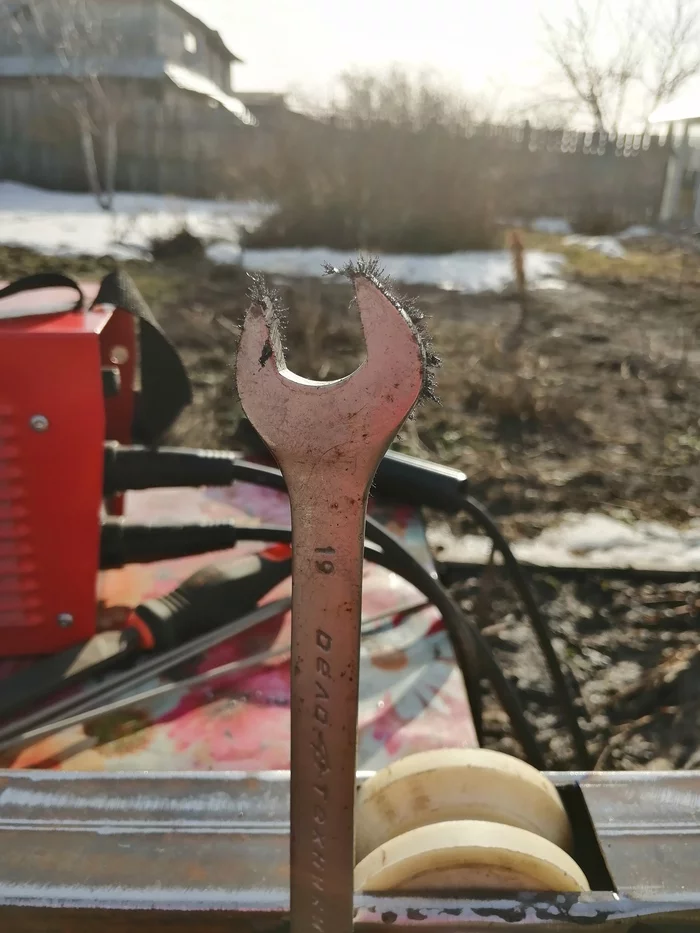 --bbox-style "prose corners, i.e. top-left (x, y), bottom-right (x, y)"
top-left (178, 0), bottom-right (564, 102)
